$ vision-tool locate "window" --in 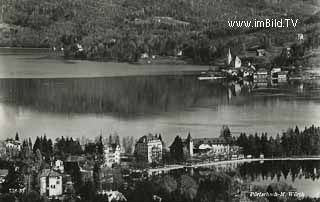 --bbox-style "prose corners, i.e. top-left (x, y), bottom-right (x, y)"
top-left (56, 181), bottom-right (60, 185)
